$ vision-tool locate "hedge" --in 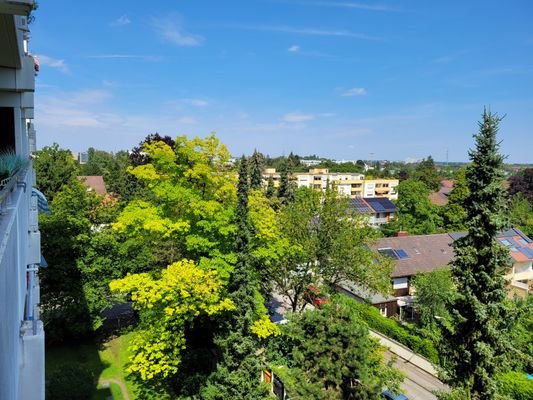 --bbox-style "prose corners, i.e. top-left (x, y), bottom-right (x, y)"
top-left (348, 299), bottom-right (439, 363)
top-left (497, 371), bottom-right (533, 400)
